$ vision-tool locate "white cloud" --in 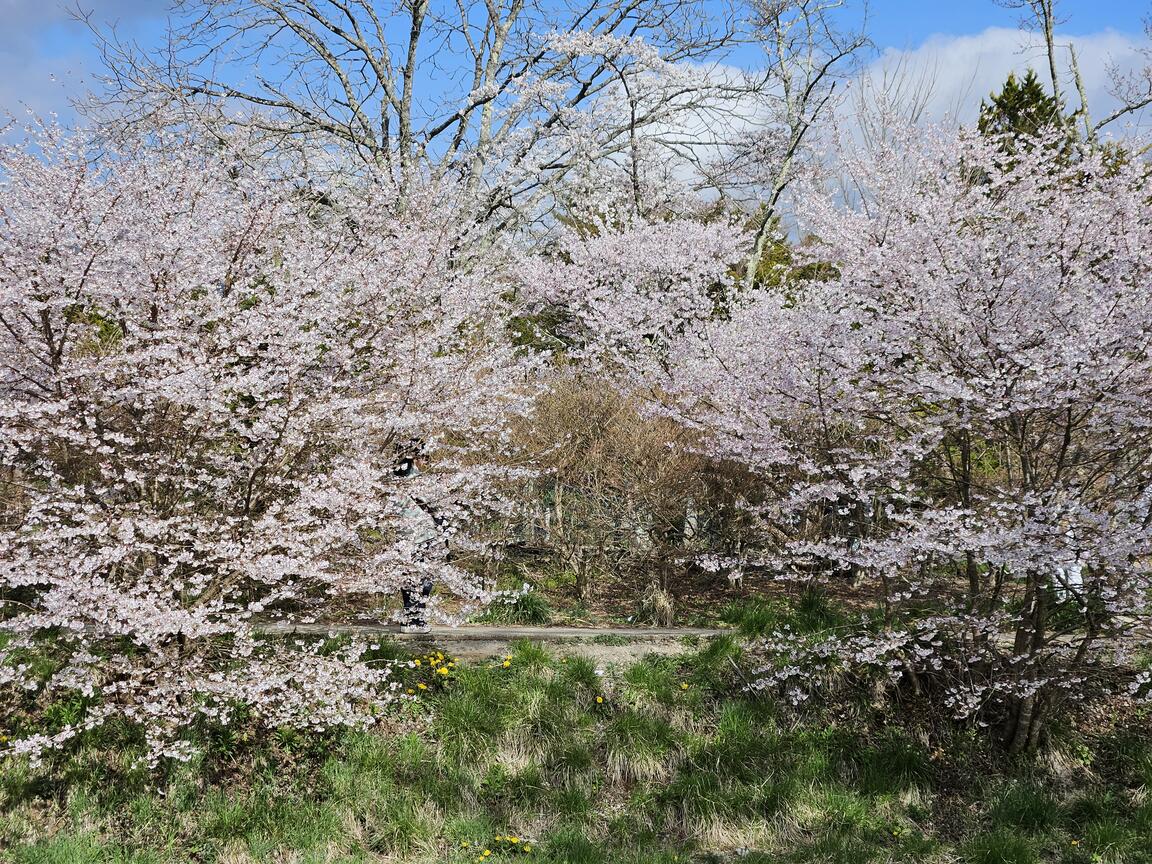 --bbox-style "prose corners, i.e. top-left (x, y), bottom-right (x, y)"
top-left (850, 26), bottom-right (1151, 135)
